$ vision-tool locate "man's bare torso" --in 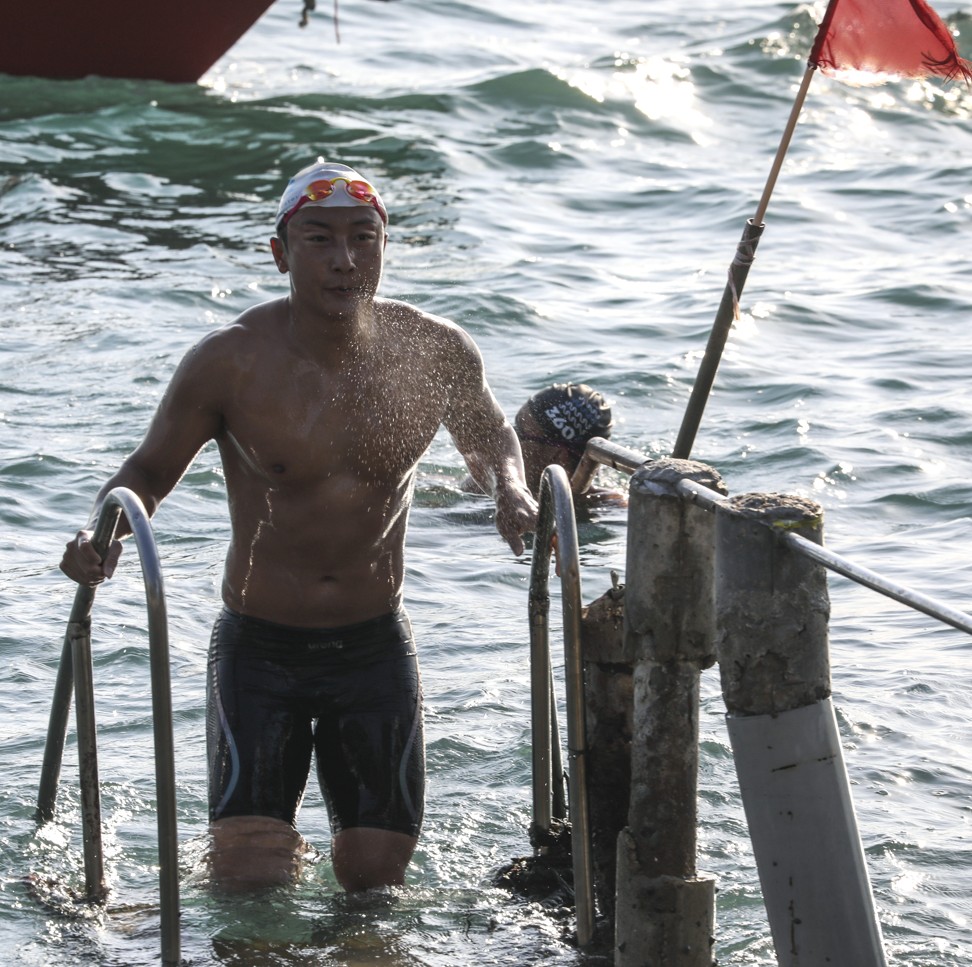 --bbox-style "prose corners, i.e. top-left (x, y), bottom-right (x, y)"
top-left (209, 297), bottom-right (458, 627)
